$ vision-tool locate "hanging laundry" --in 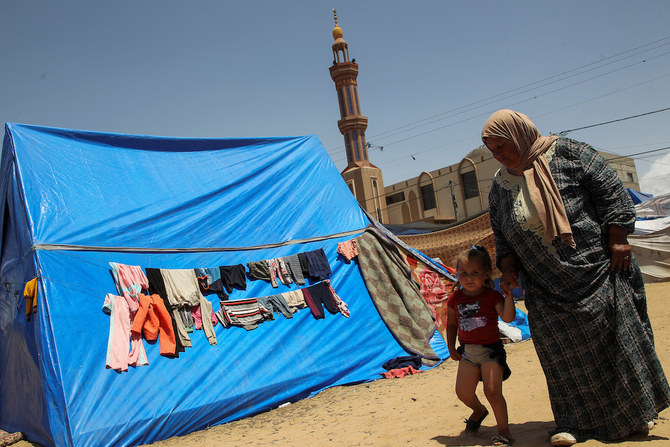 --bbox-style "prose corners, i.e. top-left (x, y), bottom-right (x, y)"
top-left (246, 260), bottom-right (271, 282)
top-left (297, 252), bottom-right (310, 277)
top-left (131, 293), bottom-right (177, 357)
top-left (23, 277), bottom-right (38, 322)
top-left (301, 282), bottom-right (339, 320)
top-left (109, 262), bottom-right (149, 312)
top-left (215, 298), bottom-right (273, 331)
top-left (145, 268), bottom-right (186, 355)
top-left (178, 308), bottom-right (194, 333)
top-left (266, 258), bottom-right (292, 288)
top-left (257, 294), bottom-right (294, 320)
top-left (304, 248), bottom-right (331, 280)
top-left (282, 254), bottom-right (305, 285)
top-left (103, 293), bottom-right (148, 372)
top-left (195, 267), bottom-right (228, 300)
top-left (191, 303), bottom-right (218, 330)
top-left (196, 296), bottom-right (217, 345)
top-left (281, 290), bottom-right (307, 313)
top-left (159, 269), bottom-right (203, 308)
top-left (219, 264), bottom-right (247, 294)
top-left (324, 280), bottom-right (350, 318)
top-left (191, 299), bottom-right (218, 345)
top-left (159, 269), bottom-right (204, 349)
top-left (337, 239), bottom-right (358, 262)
